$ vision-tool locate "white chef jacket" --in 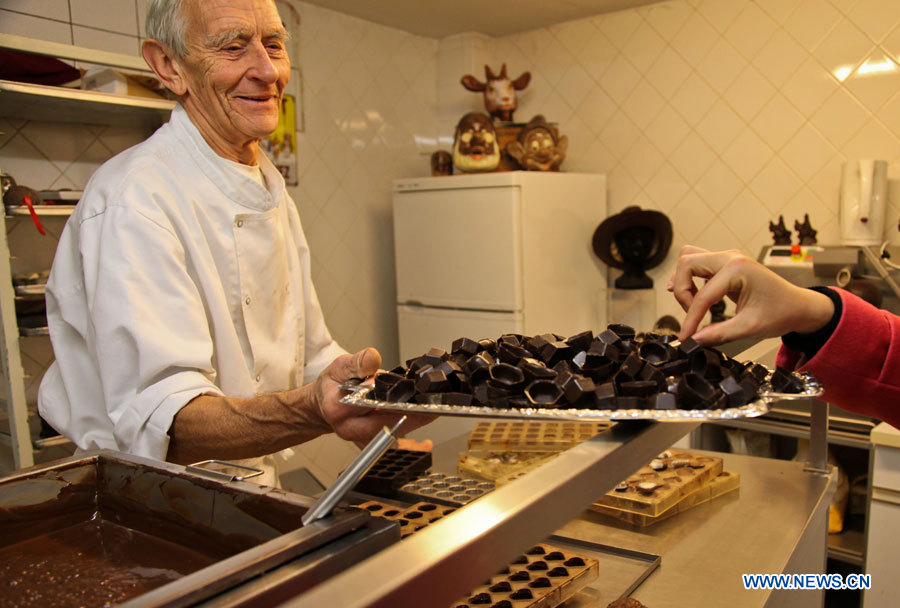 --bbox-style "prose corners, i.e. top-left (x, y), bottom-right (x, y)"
top-left (38, 104), bottom-right (346, 480)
